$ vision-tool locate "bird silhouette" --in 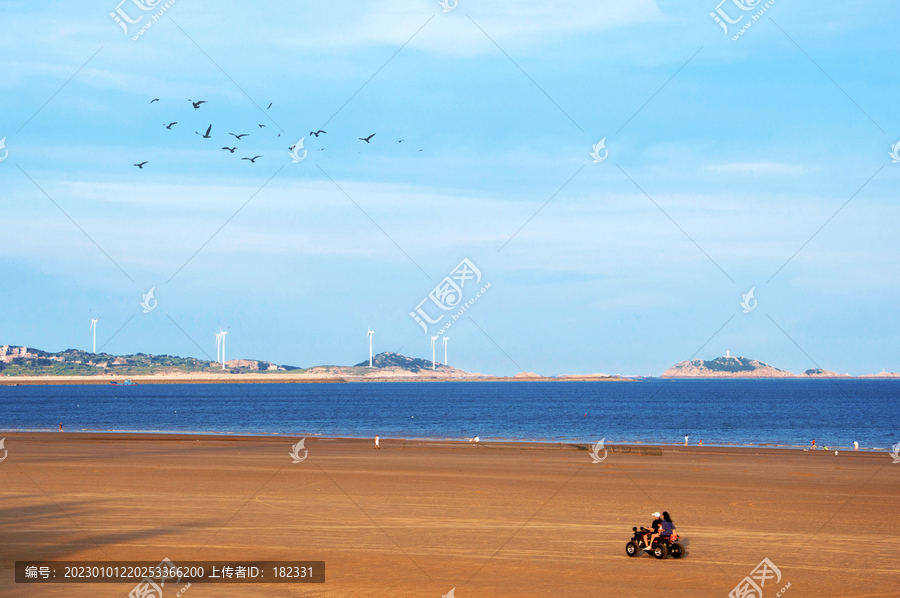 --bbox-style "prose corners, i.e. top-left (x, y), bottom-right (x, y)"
top-left (150, 98), bottom-right (159, 103)
top-left (319, 148), bottom-right (325, 151)
top-left (267, 102), bottom-right (272, 109)
top-left (310, 130), bottom-right (327, 137)
top-left (188, 100), bottom-right (206, 110)
top-left (134, 162), bottom-right (148, 169)
top-left (196, 124), bottom-right (212, 138)
top-left (229, 133), bottom-right (248, 140)
top-left (359, 133), bottom-right (376, 143)
top-left (164, 122), bottom-right (177, 129)
top-left (397, 139), bottom-right (404, 143)
top-left (242, 156), bottom-right (262, 163)
top-left (221, 147), bottom-right (237, 153)
top-left (258, 124), bottom-right (266, 128)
